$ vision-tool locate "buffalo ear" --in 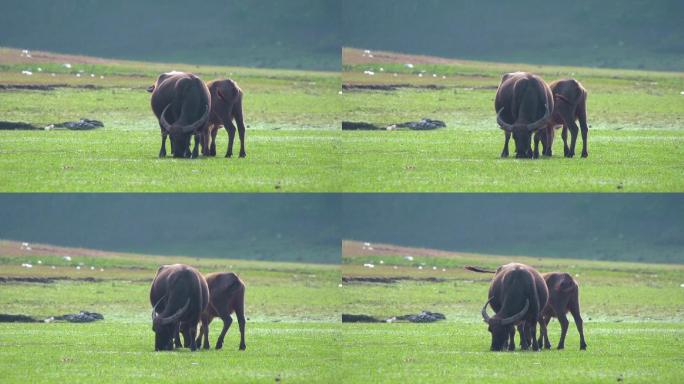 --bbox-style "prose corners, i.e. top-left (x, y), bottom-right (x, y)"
top-left (146, 85), bottom-right (155, 93)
